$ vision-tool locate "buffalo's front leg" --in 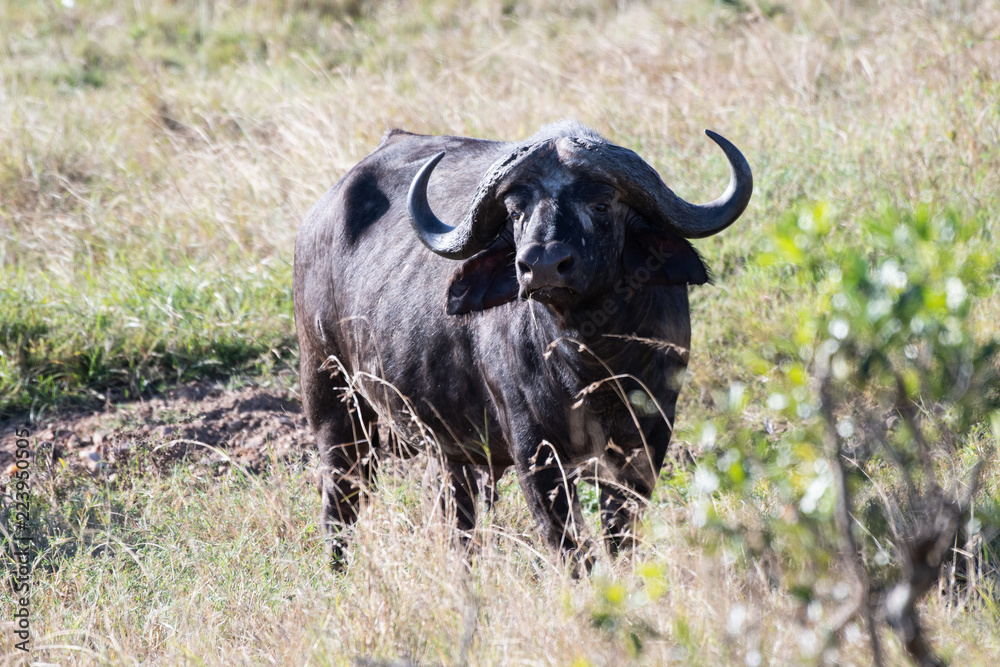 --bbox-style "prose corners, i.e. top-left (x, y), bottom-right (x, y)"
top-left (600, 415), bottom-right (673, 555)
top-left (513, 438), bottom-right (595, 571)
top-left (597, 483), bottom-right (643, 555)
top-left (441, 462), bottom-right (508, 553)
top-left (443, 461), bottom-right (480, 538)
